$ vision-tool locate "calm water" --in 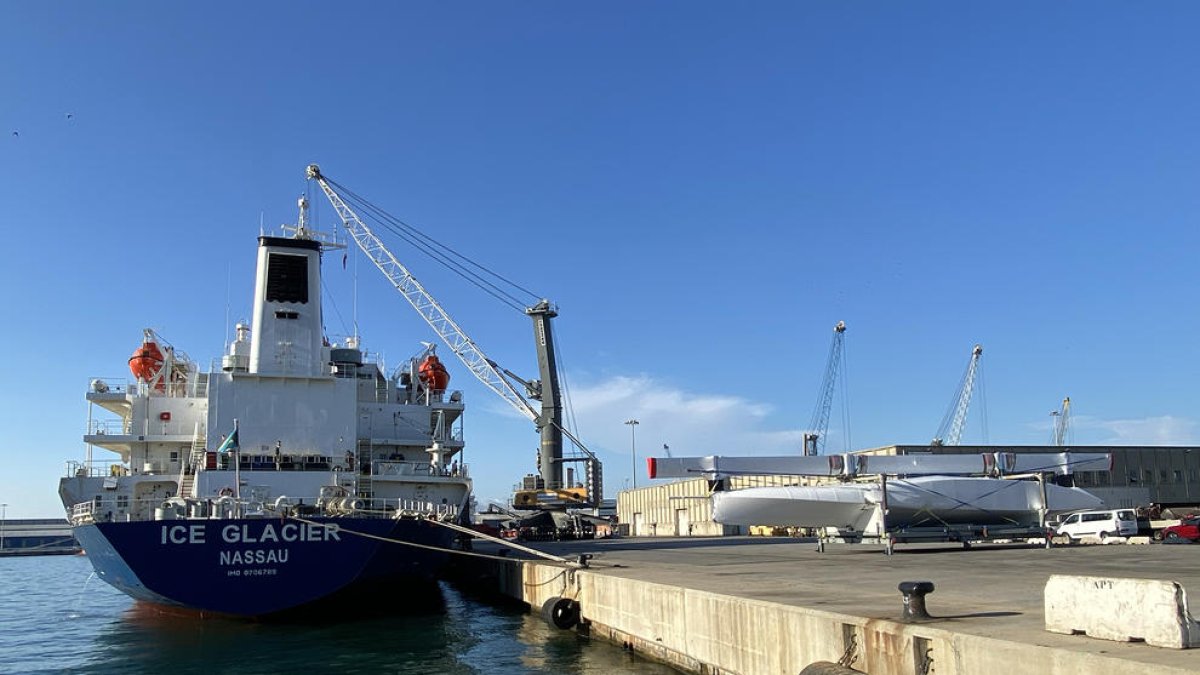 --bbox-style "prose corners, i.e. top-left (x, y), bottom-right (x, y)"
top-left (0, 555), bottom-right (677, 675)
